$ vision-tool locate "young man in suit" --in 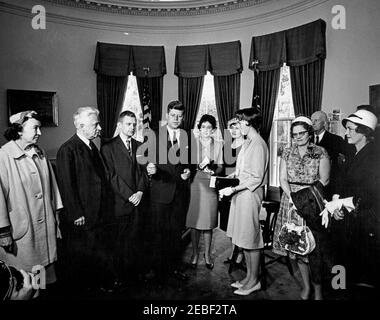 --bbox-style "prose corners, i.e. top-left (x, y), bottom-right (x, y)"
top-left (100, 110), bottom-right (148, 288)
top-left (56, 106), bottom-right (110, 295)
top-left (311, 111), bottom-right (354, 197)
top-left (145, 100), bottom-right (191, 283)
